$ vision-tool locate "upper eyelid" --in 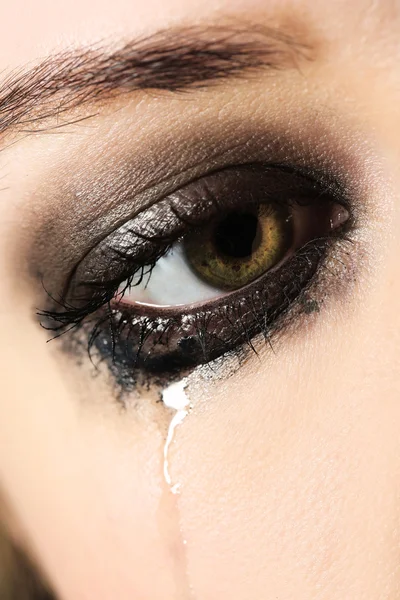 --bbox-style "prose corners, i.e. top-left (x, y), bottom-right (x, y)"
top-left (21, 99), bottom-right (370, 311)
top-left (40, 162), bottom-right (341, 311)
top-left (75, 164), bottom-right (341, 250)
